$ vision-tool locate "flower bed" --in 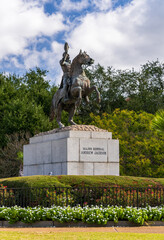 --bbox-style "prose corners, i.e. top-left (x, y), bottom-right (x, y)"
top-left (0, 205), bottom-right (163, 226)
